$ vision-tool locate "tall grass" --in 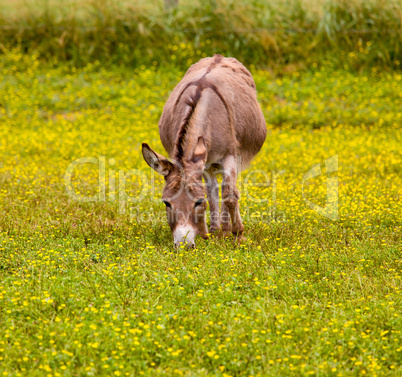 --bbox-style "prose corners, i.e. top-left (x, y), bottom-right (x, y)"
top-left (0, 0), bottom-right (401, 70)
